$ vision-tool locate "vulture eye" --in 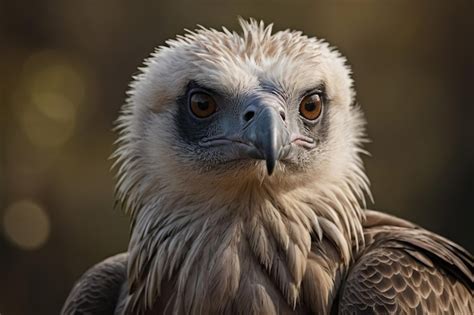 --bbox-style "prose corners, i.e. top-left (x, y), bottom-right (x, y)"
top-left (299, 93), bottom-right (323, 121)
top-left (189, 92), bottom-right (217, 118)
